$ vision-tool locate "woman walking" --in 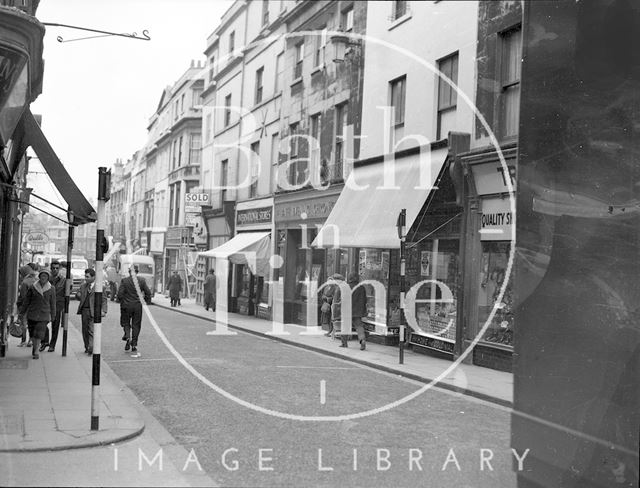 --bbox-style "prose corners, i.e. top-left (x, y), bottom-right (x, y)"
top-left (19, 269), bottom-right (56, 359)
